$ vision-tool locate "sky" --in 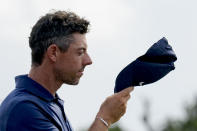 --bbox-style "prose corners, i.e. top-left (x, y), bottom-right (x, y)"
top-left (0, 0), bottom-right (197, 130)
